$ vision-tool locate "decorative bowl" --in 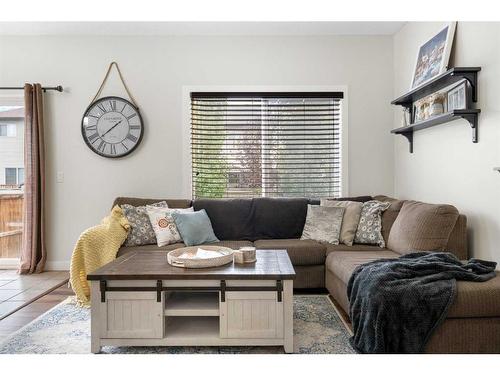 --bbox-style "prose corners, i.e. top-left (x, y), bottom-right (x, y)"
top-left (167, 245), bottom-right (234, 268)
